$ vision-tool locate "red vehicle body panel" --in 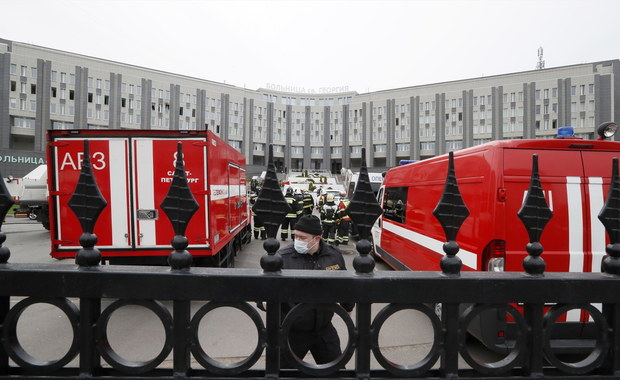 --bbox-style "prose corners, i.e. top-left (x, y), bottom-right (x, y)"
top-left (47, 130), bottom-right (249, 262)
